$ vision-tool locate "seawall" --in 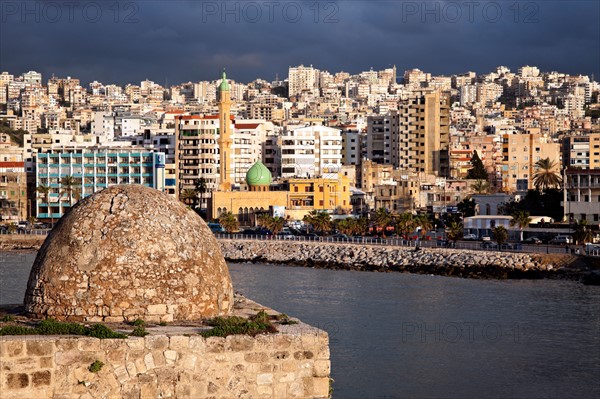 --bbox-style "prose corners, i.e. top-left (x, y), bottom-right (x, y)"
top-left (0, 297), bottom-right (330, 399)
top-left (2, 235), bottom-right (599, 283)
top-left (219, 240), bottom-right (600, 283)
